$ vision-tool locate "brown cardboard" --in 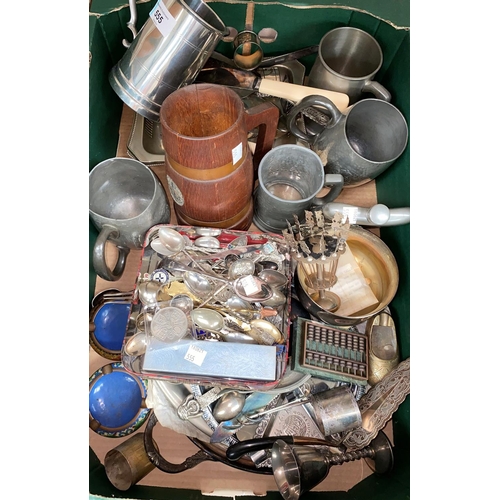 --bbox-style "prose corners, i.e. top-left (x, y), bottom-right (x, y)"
top-left (89, 104), bottom-right (392, 495)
